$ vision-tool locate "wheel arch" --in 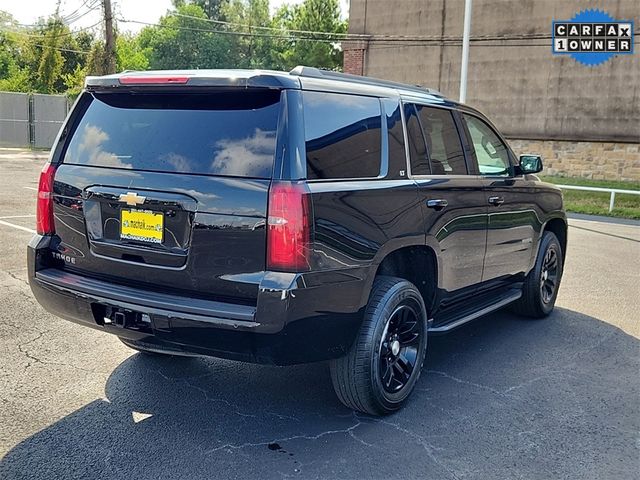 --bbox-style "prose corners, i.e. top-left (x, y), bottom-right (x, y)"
top-left (542, 216), bottom-right (568, 266)
top-left (369, 244), bottom-right (440, 318)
